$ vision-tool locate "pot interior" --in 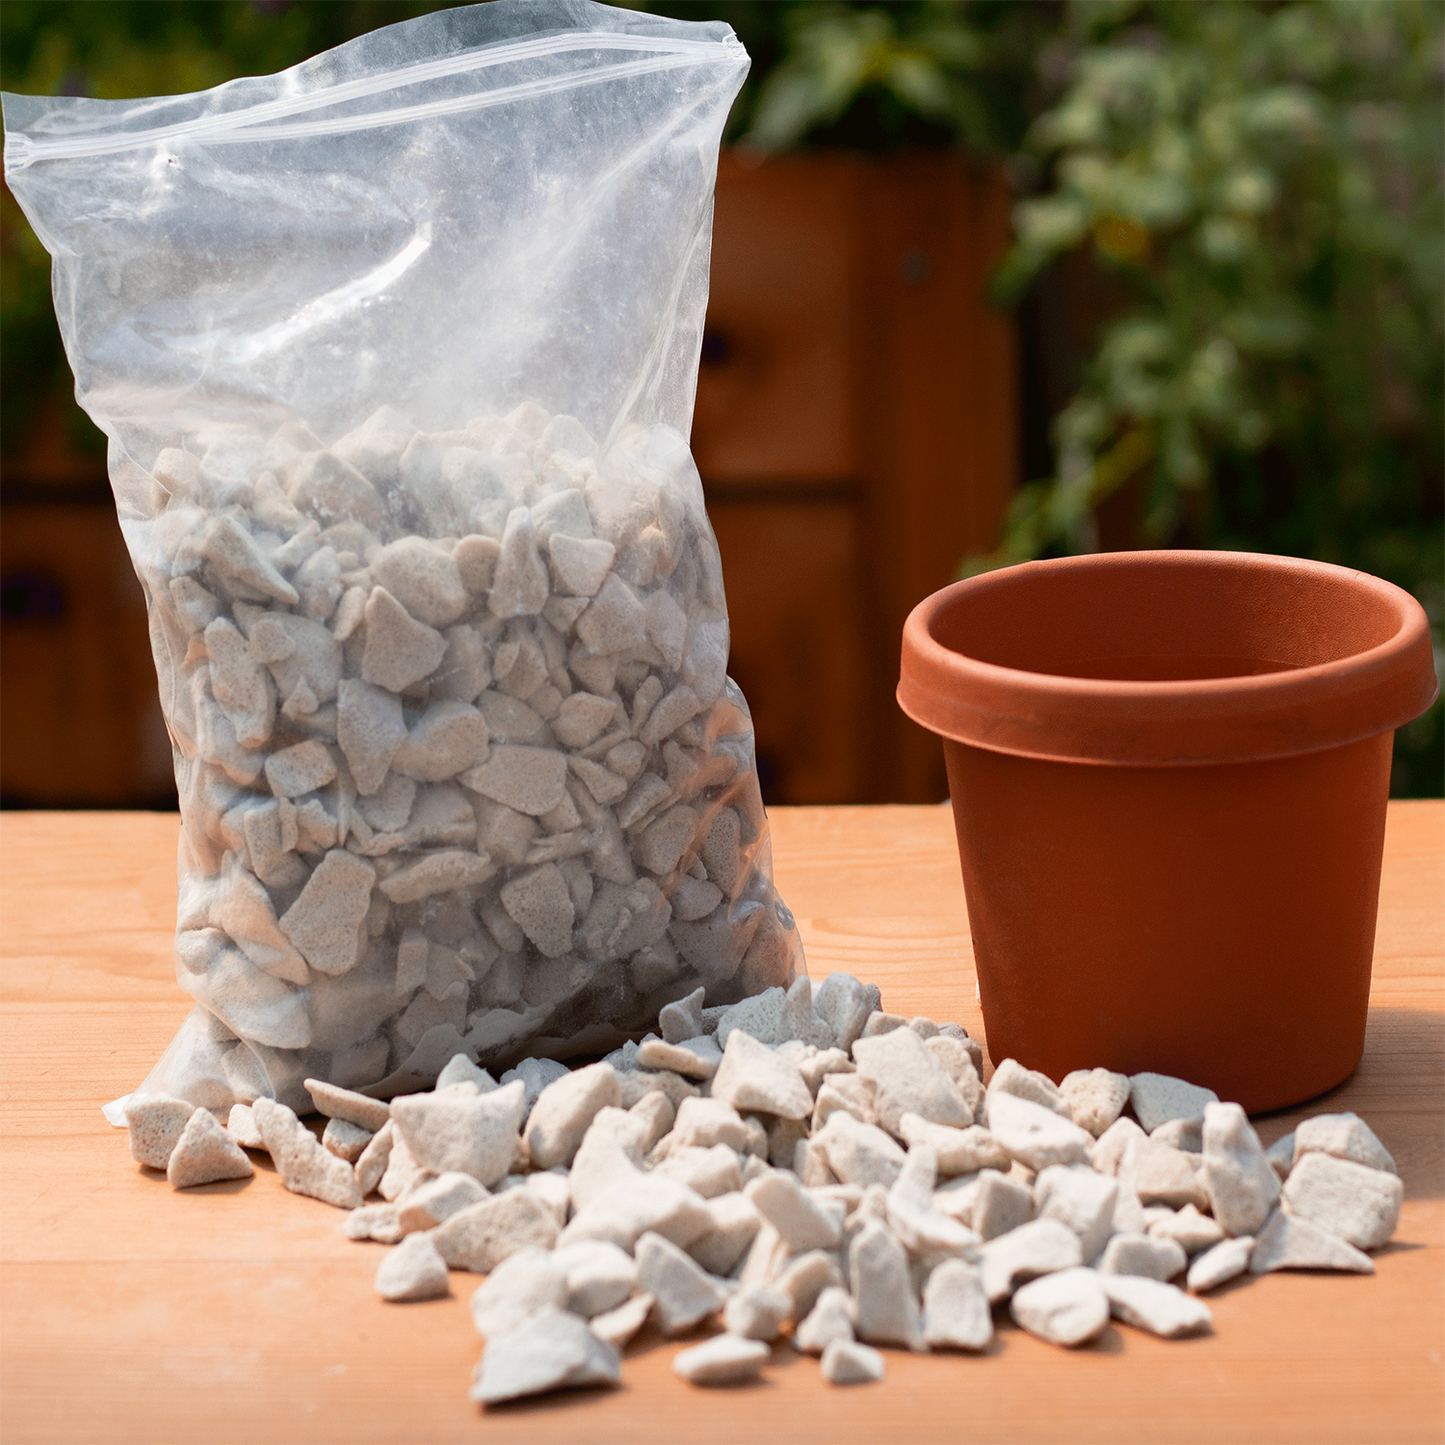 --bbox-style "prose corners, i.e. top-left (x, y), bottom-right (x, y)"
top-left (932, 554), bottom-right (1406, 682)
